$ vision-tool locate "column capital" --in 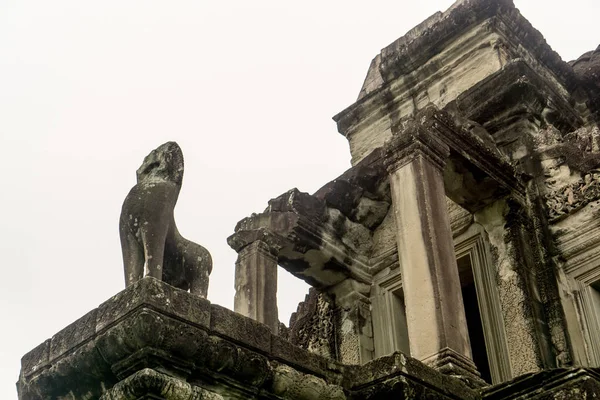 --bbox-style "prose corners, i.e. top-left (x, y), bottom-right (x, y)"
top-left (384, 121), bottom-right (450, 174)
top-left (227, 228), bottom-right (286, 257)
top-left (232, 229), bottom-right (282, 333)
